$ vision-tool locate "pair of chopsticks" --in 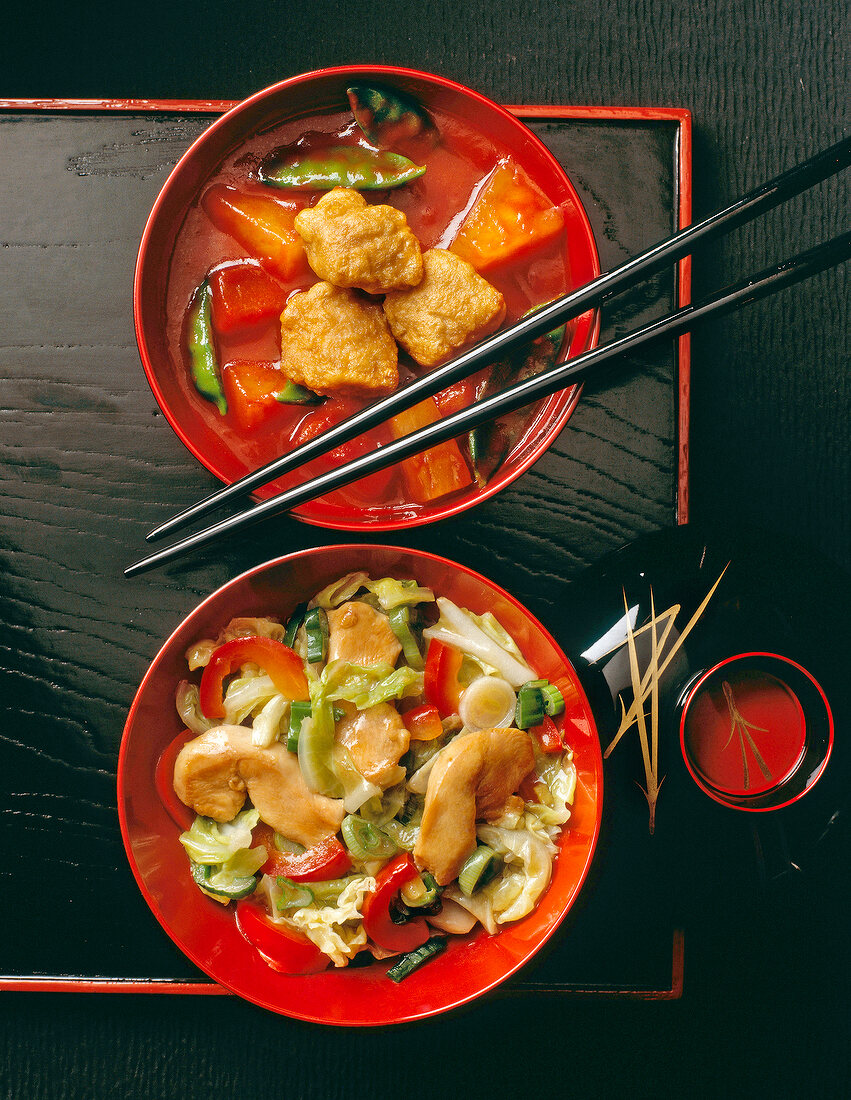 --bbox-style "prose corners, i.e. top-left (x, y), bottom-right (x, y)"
top-left (125, 135), bottom-right (851, 577)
